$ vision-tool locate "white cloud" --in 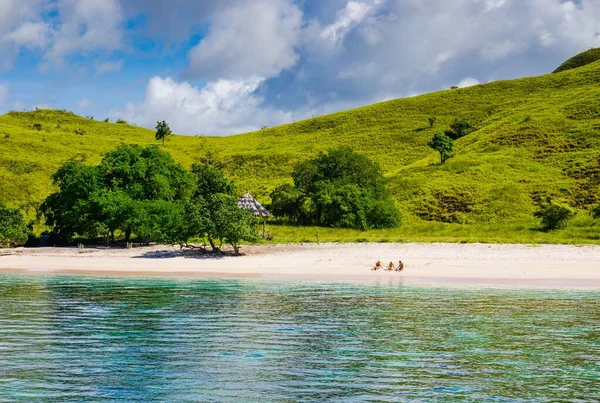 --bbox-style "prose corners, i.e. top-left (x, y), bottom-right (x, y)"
top-left (43, 0), bottom-right (123, 68)
top-left (320, 0), bottom-right (383, 44)
top-left (75, 98), bottom-right (94, 110)
top-left (187, 0), bottom-right (302, 79)
top-left (111, 76), bottom-right (295, 135)
top-left (8, 21), bottom-right (50, 49)
top-left (457, 77), bottom-right (480, 88)
top-left (0, 83), bottom-right (9, 106)
top-left (95, 60), bottom-right (123, 75)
